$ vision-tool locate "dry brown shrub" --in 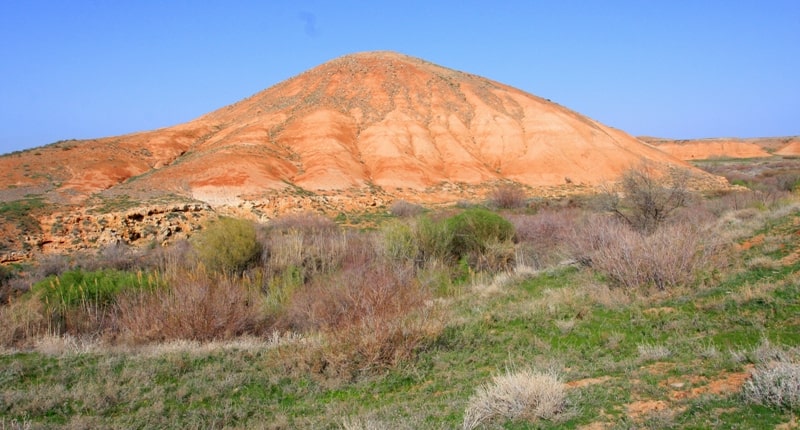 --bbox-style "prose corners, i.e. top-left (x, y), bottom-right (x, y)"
top-left (268, 211), bottom-right (337, 233)
top-left (488, 183), bottom-right (528, 209)
top-left (570, 215), bottom-right (726, 291)
top-left (114, 268), bottom-right (264, 344)
top-left (508, 209), bottom-right (579, 269)
top-left (0, 298), bottom-right (48, 348)
top-left (389, 200), bottom-right (425, 217)
top-left (279, 261), bottom-right (440, 377)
